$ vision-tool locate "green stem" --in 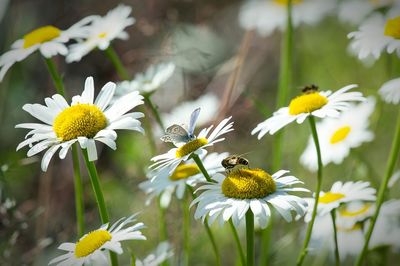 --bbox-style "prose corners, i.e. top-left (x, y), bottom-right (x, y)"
top-left (81, 149), bottom-right (118, 266)
top-left (143, 94), bottom-right (165, 130)
top-left (355, 110), bottom-right (400, 266)
top-left (105, 46), bottom-right (130, 80)
top-left (182, 193), bottom-right (190, 266)
top-left (72, 144), bottom-right (85, 237)
top-left (229, 219), bottom-right (246, 266)
top-left (246, 210), bottom-right (255, 266)
top-left (297, 116), bottom-right (323, 266)
top-left (331, 210), bottom-right (340, 266)
top-left (260, 217), bottom-right (273, 265)
top-left (158, 196), bottom-right (168, 241)
top-left (44, 58), bottom-right (66, 96)
top-left (191, 154), bottom-right (214, 183)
